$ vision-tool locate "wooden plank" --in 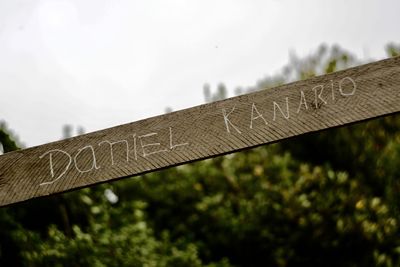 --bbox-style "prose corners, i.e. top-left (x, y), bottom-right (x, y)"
top-left (1, 56), bottom-right (400, 207)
